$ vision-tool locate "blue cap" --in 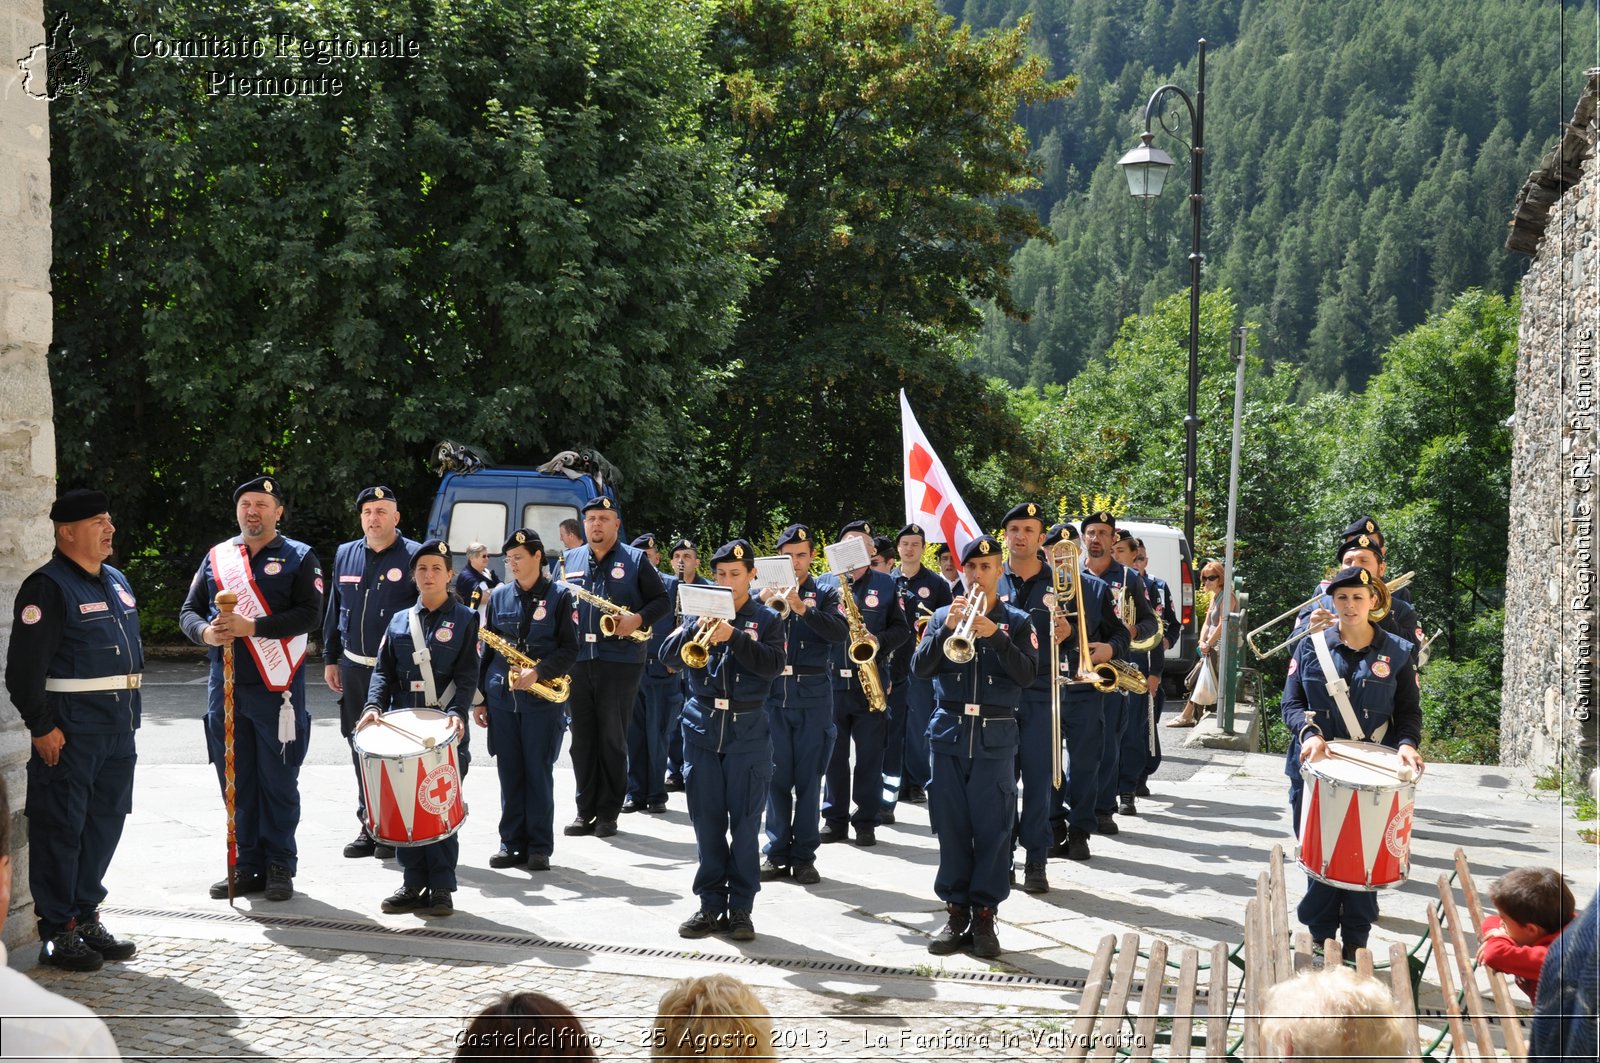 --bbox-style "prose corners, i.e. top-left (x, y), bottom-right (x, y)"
top-left (49, 489), bottom-right (109, 523)
top-left (631, 532), bottom-right (657, 551)
top-left (775, 524), bottom-right (811, 549)
top-left (582, 496), bottom-right (617, 515)
top-left (410, 538), bottom-right (451, 570)
top-left (1325, 565), bottom-right (1374, 594)
top-left (355, 485), bottom-right (395, 508)
top-left (709, 539), bottom-right (754, 566)
top-left (1080, 510), bottom-right (1115, 533)
top-left (838, 519), bottom-right (872, 538)
top-left (502, 528), bottom-right (542, 554)
top-left (234, 475), bottom-right (283, 504)
top-left (960, 535), bottom-right (1002, 565)
top-left (1001, 502), bottom-right (1047, 529)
